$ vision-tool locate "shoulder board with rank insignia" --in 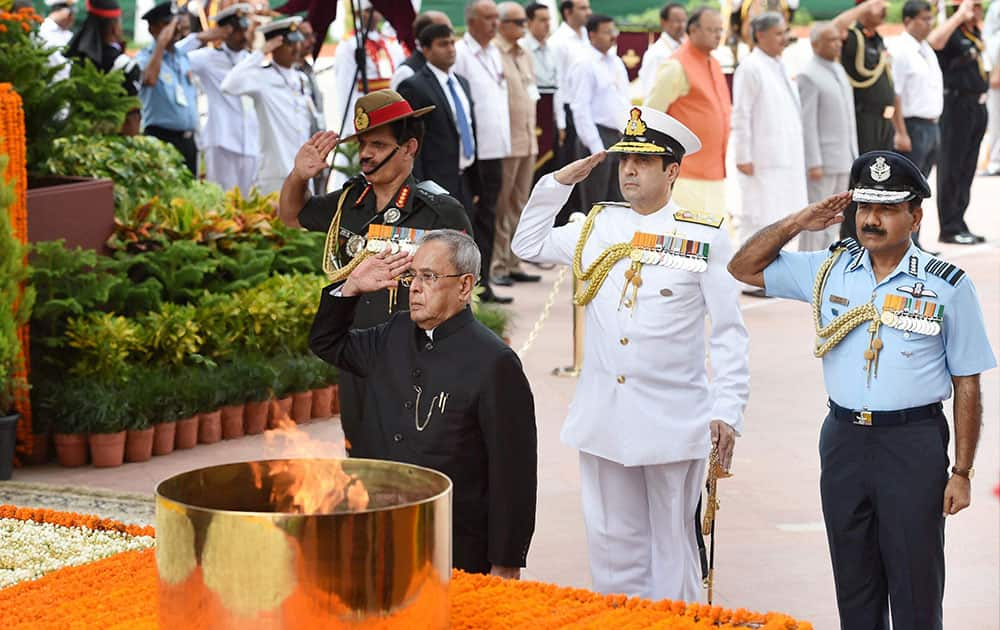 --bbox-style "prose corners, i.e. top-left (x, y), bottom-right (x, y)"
top-left (673, 209), bottom-right (724, 228)
top-left (829, 237), bottom-right (862, 255)
top-left (925, 257), bottom-right (966, 286)
top-left (592, 201), bottom-right (630, 211)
